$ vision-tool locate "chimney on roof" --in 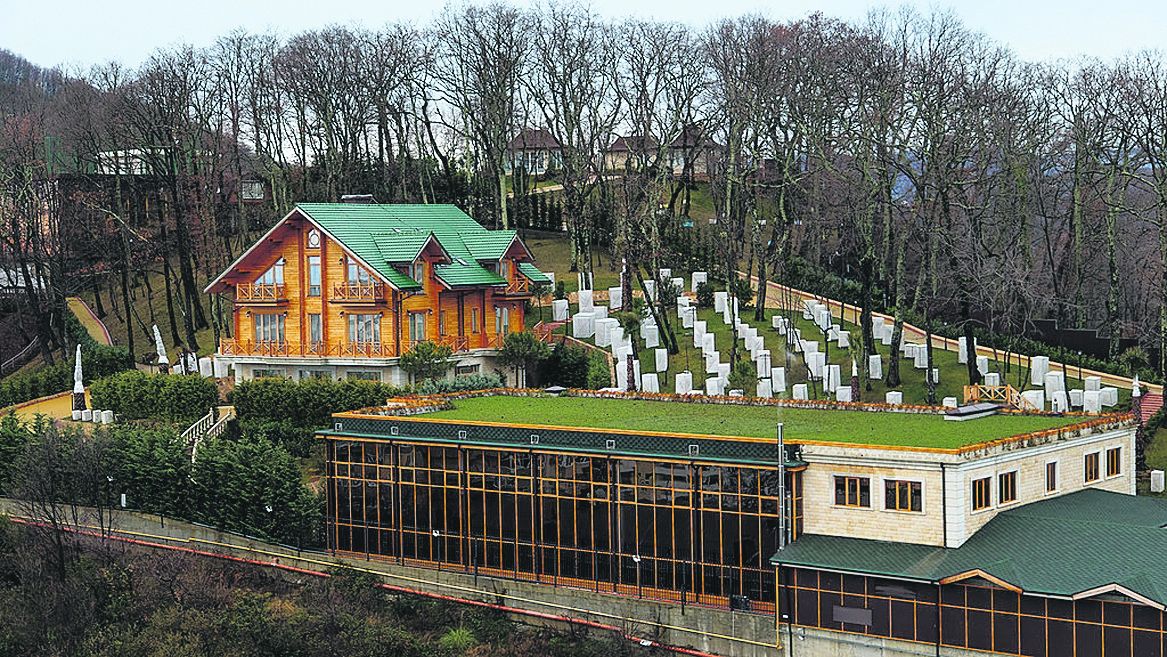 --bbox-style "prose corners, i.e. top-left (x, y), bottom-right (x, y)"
top-left (341, 194), bottom-right (377, 204)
